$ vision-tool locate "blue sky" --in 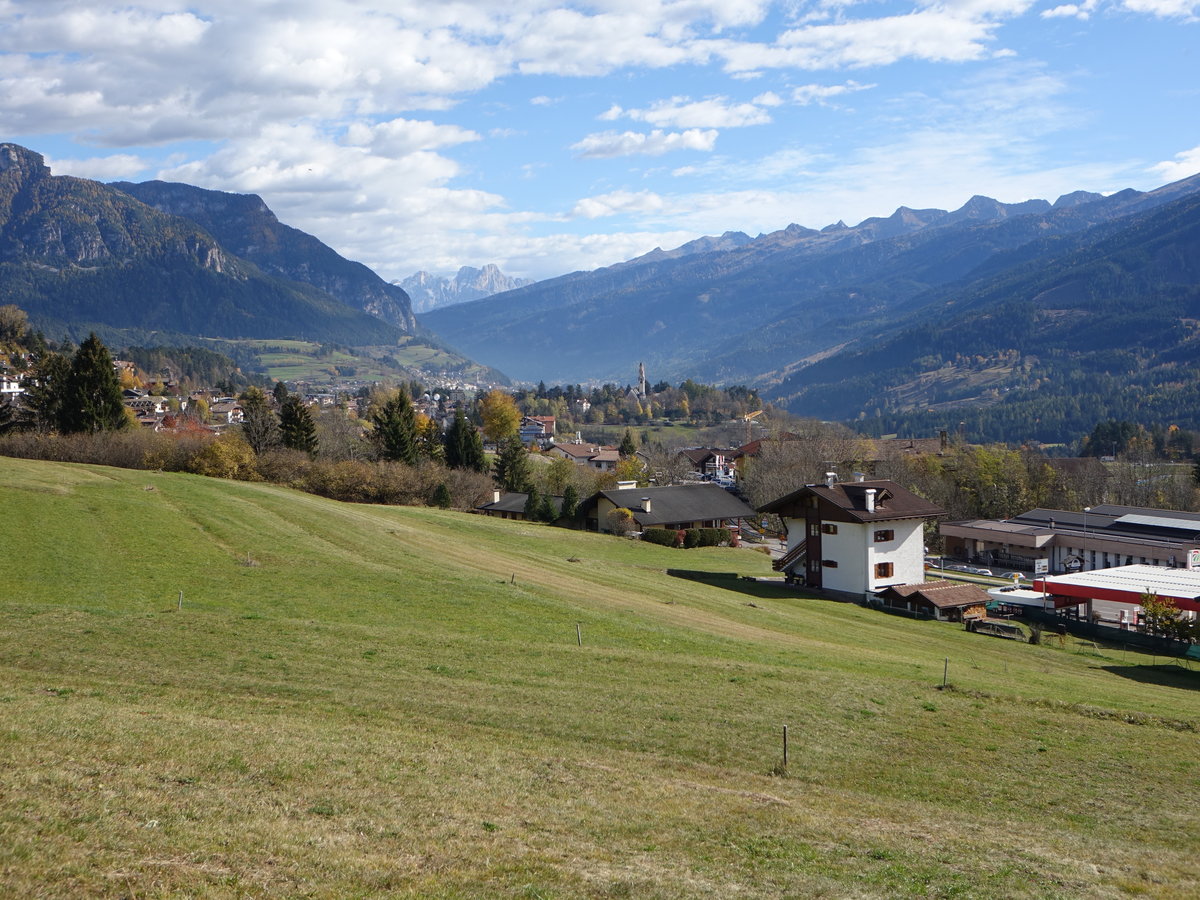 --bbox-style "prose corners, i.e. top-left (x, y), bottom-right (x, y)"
top-left (1, 1), bottom-right (1198, 283)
